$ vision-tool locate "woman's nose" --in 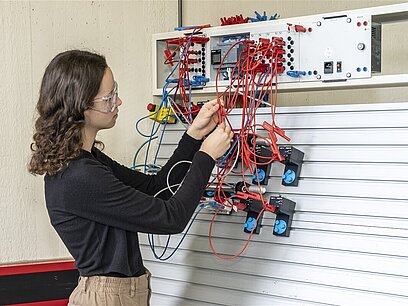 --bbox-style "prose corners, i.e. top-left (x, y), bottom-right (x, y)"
top-left (116, 97), bottom-right (123, 107)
